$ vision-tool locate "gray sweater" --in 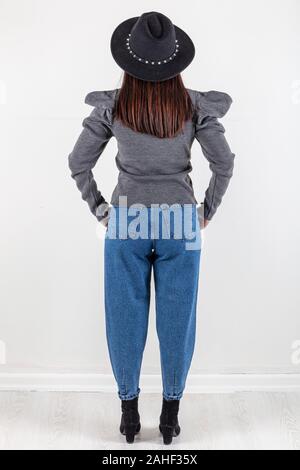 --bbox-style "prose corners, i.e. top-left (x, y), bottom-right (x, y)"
top-left (68, 88), bottom-right (235, 221)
